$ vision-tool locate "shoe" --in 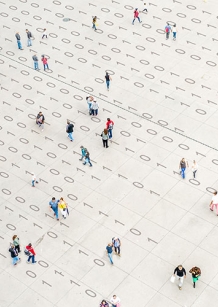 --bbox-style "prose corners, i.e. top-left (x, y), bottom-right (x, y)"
top-left (54, 213), bottom-right (56, 216)
top-left (210, 209), bottom-right (213, 211)
top-left (14, 263), bottom-right (17, 266)
top-left (111, 262), bottom-right (113, 265)
top-left (179, 287), bottom-right (182, 290)
top-left (89, 165), bottom-right (92, 167)
top-left (140, 21), bottom-right (142, 23)
top-left (79, 158), bottom-right (82, 161)
top-left (26, 261), bottom-right (30, 264)
top-left (106, 146), bottom-right (109, 148)
top-left (62, 215), bottom-right (64, 218)
top-left (57, 219), bottom-right (59, 221)
top-left (83, 163), bottom-right (86, 165)
top-left (32, 261), bottom-right (37, 264)
top-left (118, 254), bottom-right (121, 257)
top-left (18, 258), bottom-right (21, 262)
